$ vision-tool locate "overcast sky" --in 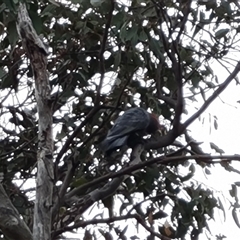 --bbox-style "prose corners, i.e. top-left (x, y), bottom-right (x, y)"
top-left (183, 59), bottom-right (240, 239)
